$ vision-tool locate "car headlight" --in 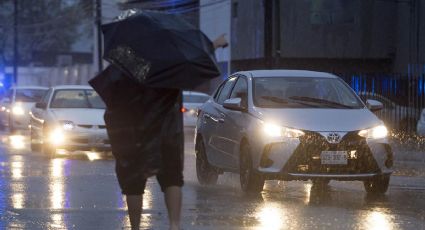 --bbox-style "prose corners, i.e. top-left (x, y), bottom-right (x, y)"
top-left (358, 125), bottom-right (388, 139)
top-left (263, 122), bottom-right (305, 138)
top-left (49, 128), bottom-right (65, 146)
top-left (12, 105), bottom-right (25, 115)
top-left (60, 121), bottom-right (75, 130)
